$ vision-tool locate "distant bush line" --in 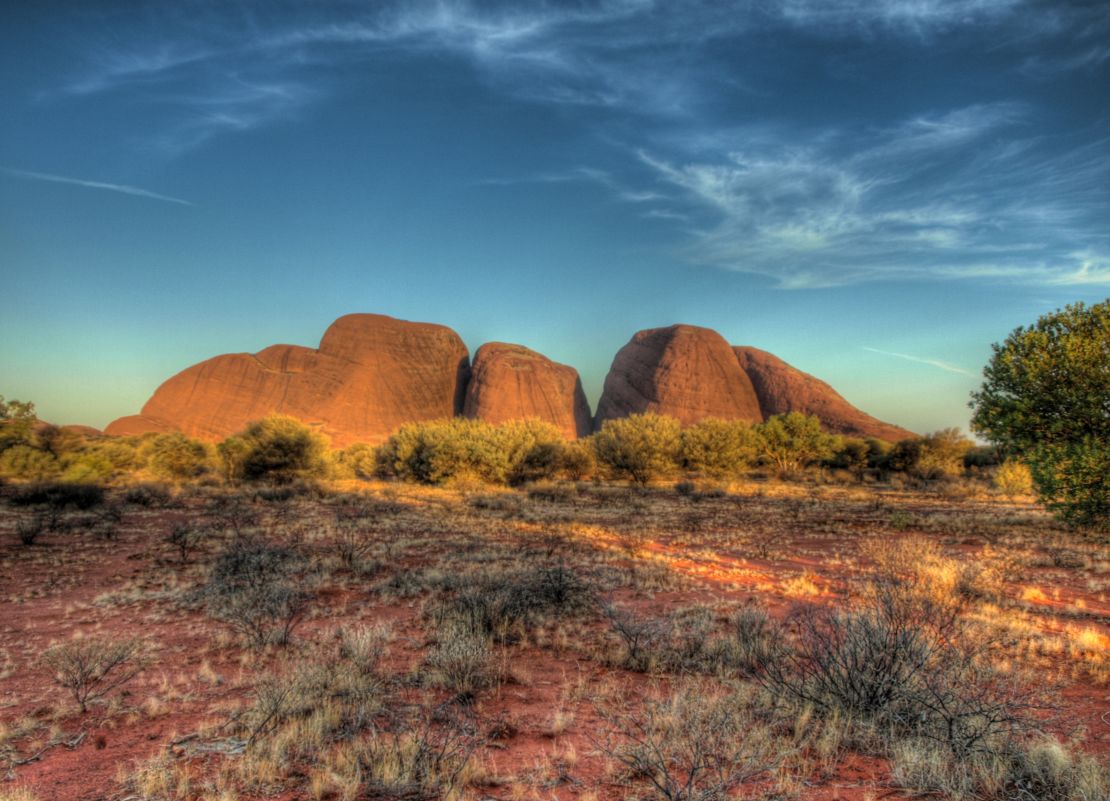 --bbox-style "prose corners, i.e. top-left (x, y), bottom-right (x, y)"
top-left (1, 398), bottom-right (1012, 493)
